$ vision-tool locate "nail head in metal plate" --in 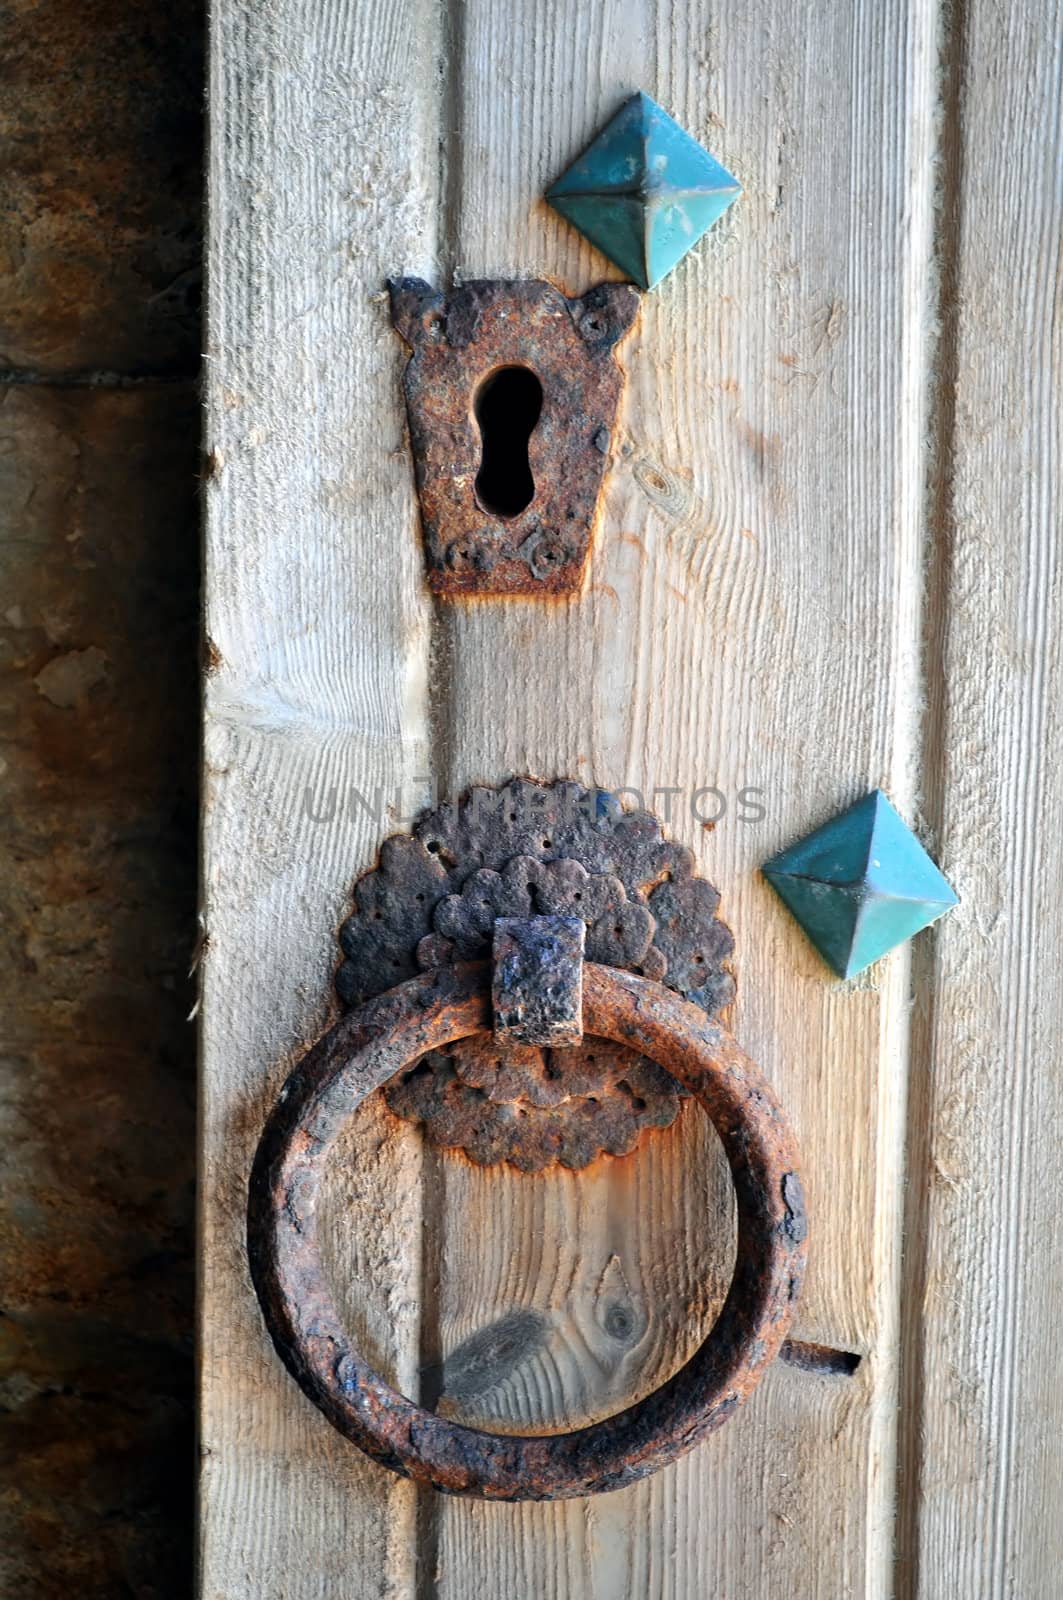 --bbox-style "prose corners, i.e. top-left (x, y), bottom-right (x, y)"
top-left (492, 915), bottom-right (585, 1047)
